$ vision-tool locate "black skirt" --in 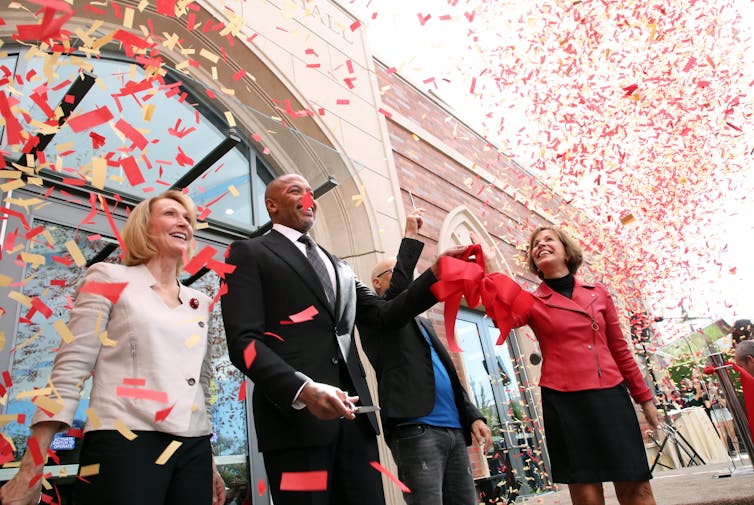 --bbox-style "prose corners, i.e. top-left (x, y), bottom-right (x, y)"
top-left (542, 383), bottom-right (652, 484)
